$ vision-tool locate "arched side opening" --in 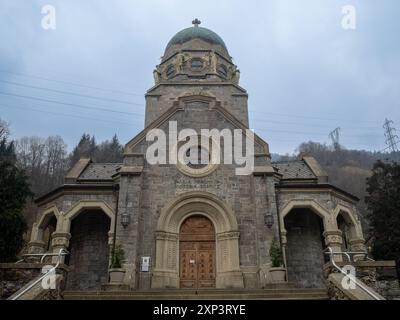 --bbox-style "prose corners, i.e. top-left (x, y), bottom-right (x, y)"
top-left (334, 207), bottom-right (364, 253)
top-left (337, 214), bottom-right (350, 250)
top-left (179, 215), bottom-right (216, 289)
top-left (29, 206), bottom-right (60, 254)
top-left (284, 208), bottom-right (326, 288)
top-left (65, 209), bottom-right (111, 290)
top-left (41, 215), bottom-right (57, 252)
